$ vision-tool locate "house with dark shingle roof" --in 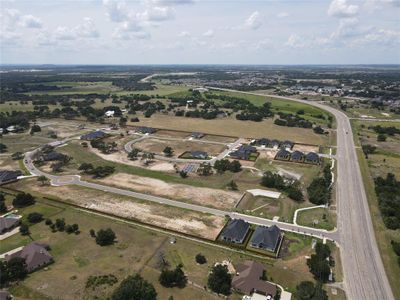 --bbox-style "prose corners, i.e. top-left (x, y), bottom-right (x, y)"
top-left (136, 127), bottom-right (157, 134)
top-left (274, 149), bottom-right (291, 161)
top-left (230, 145), bottom-right (257, 160)
top-left (190, 151), bottom-right (208, 159)
top-left (305, 152), bottom-right (320, 164)
top-left (0, 216), bottom-right (20, 234)
top-left (269, 140), bottom-right (280, 149)
top-left (290, 150), bottom-right (305, 163)
top-left (232, 260), bottom-right (277, 297)
top-left (0, 170), bottom-right (22, 185)
top-left (254, 138), bottom-right (270, 147)
top-left (5, 242), bottom-right (53, 273)
top-left (191, 132), bottom-right (205, 139)
top-left (281, 140), bottom-right (294, 150)
top-left (80, 130), bottom-right (107, 141)
top-left (219, 219), bottom-right (250, 244)
top-left (250, 225), bottom-right (282, 253)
